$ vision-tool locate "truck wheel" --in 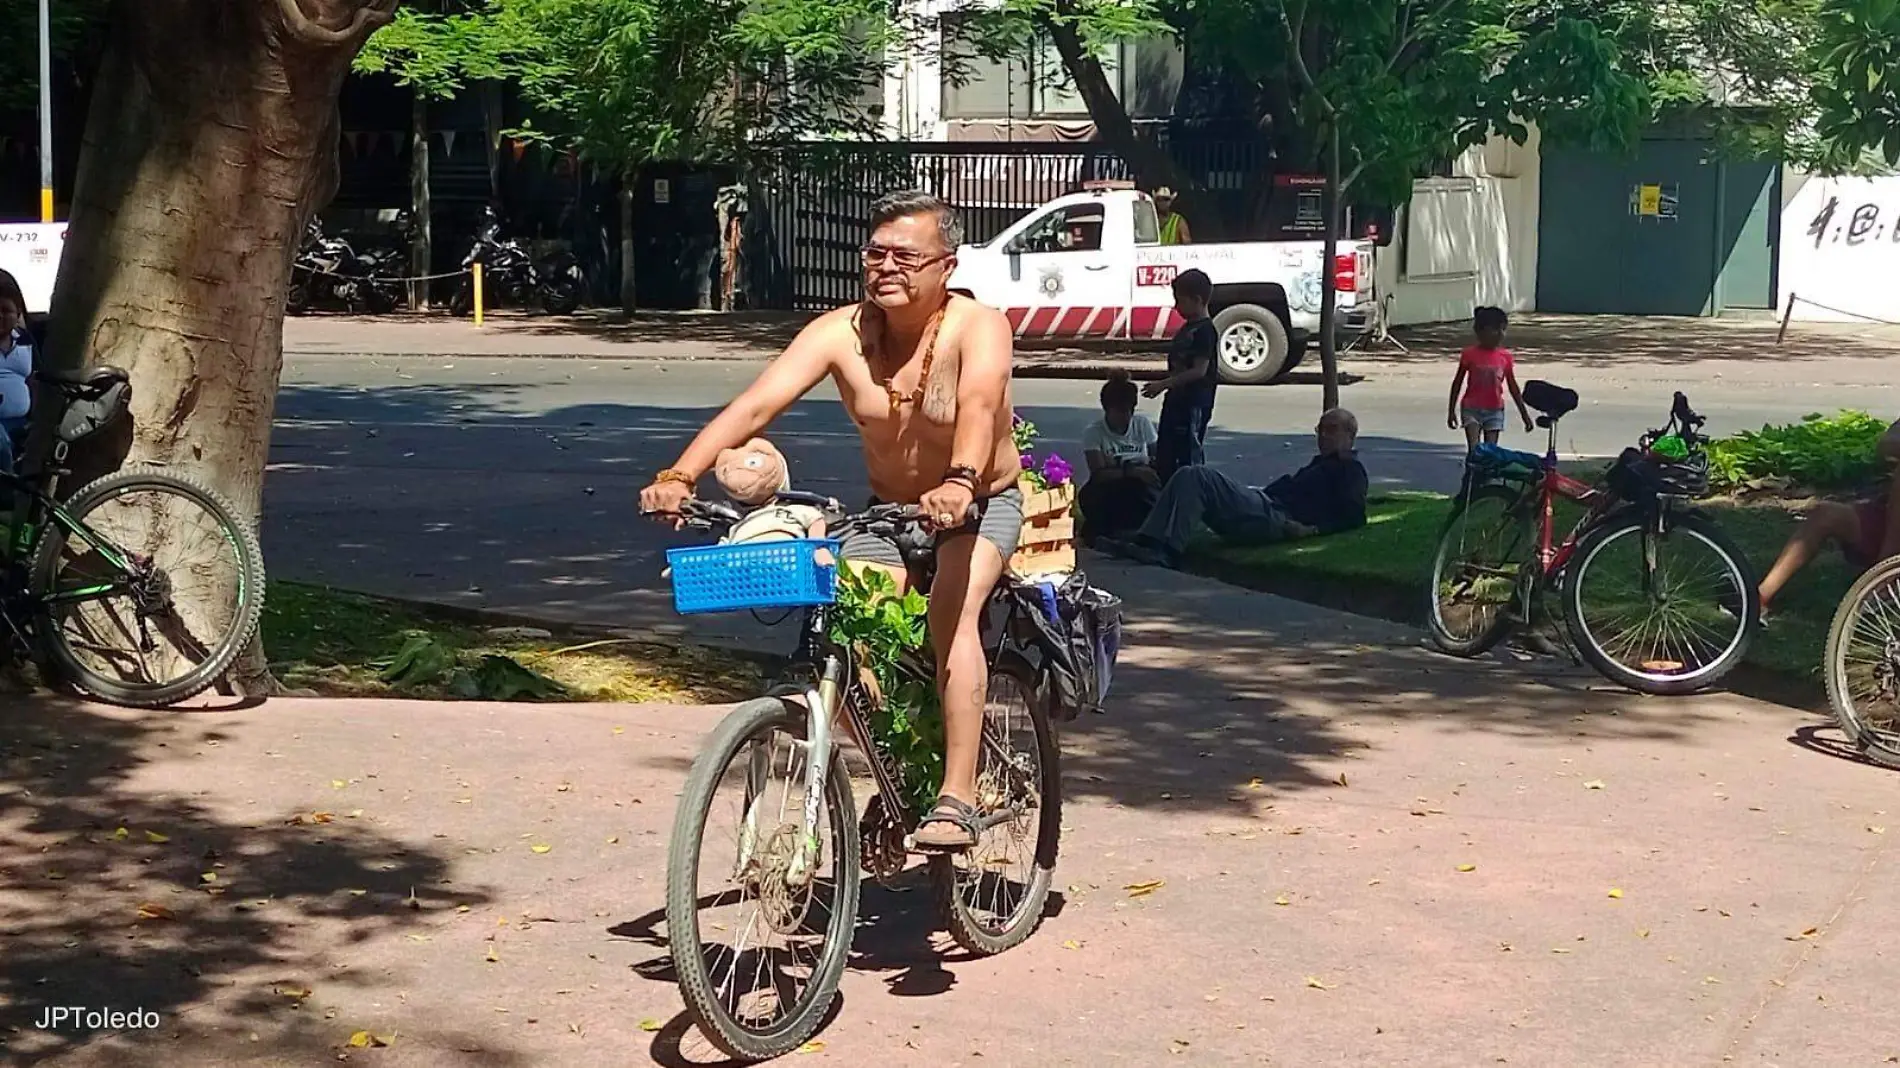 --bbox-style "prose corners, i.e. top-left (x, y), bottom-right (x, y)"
top-left (1213, 304), bottom-right (1292, 385)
